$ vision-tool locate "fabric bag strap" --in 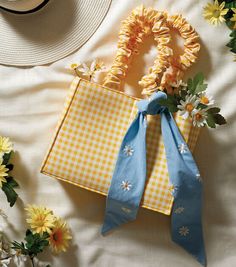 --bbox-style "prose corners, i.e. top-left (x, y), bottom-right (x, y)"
top-left (103, 6), bottom-right (200, 96)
